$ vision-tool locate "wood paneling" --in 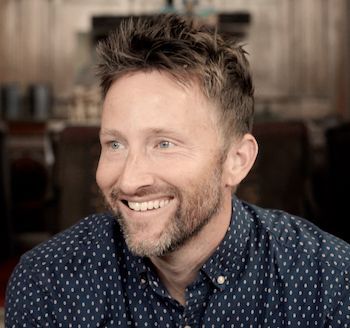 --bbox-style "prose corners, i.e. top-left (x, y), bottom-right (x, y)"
top-left (0, 0), bottom-right (348, 118)
top-left (0, 0), bottom-right (52, 86)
